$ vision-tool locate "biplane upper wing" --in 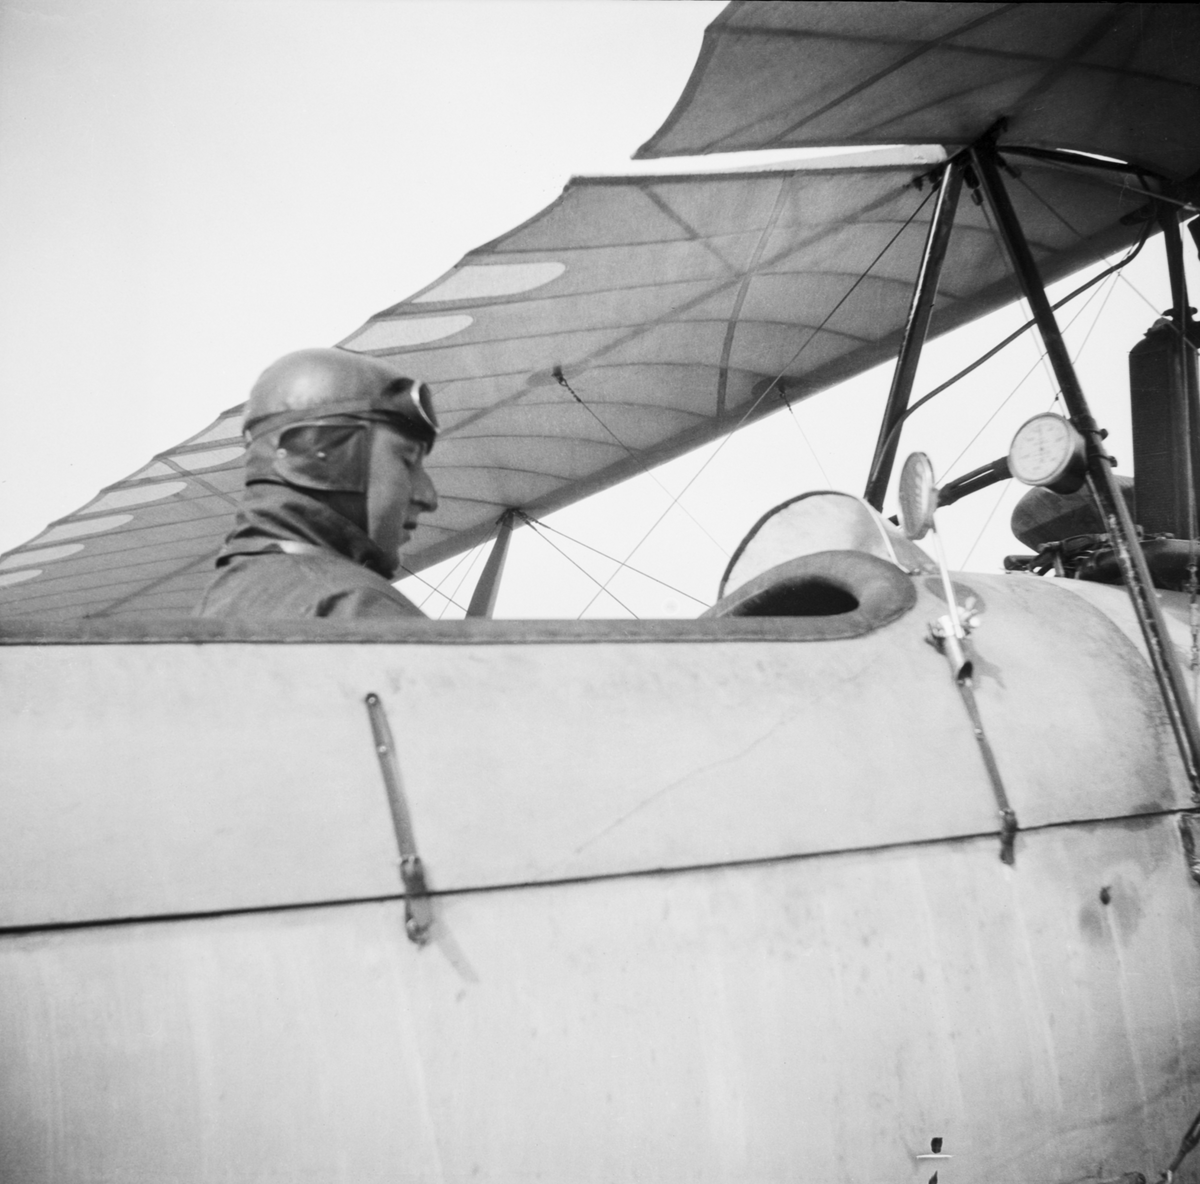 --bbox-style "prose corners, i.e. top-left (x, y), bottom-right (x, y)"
top-left (0, 154), bottom-right (1147, 621)
top-left (635, 2), bottom-right (1200, 181)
